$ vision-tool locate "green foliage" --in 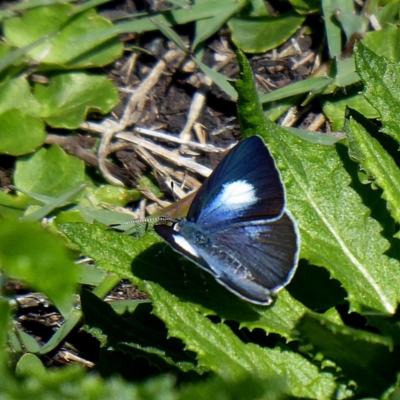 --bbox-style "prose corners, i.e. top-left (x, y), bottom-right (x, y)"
top-left (3, 4), bottom-right (123, 68)
top-left (2, 0), bottom-right (400, 399)
top-left (229, 12), bottom-right (305, 53)
top-left (0, 219), bottom-right (78, 315)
